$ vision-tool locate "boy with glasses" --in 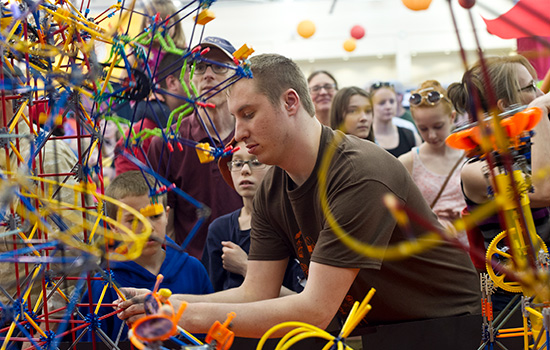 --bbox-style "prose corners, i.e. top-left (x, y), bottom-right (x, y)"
top-left (202, 140), bottom-right (305, 293)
